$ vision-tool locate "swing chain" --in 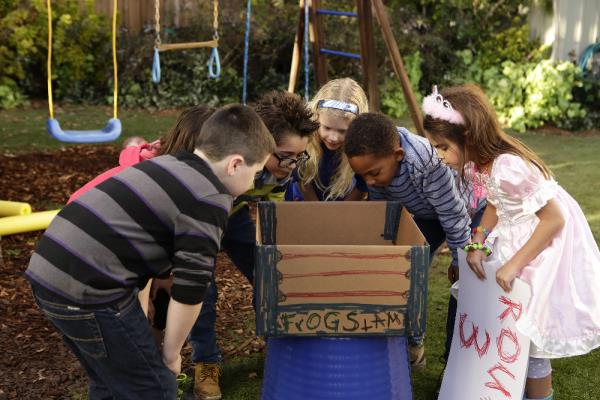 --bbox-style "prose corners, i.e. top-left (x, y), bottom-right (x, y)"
top-left (154, 0), bottom-right (162, 48)
top-left (212, 0), bottom-right (219, 41)
top-left (154, 0), bottom-right (217, 45)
